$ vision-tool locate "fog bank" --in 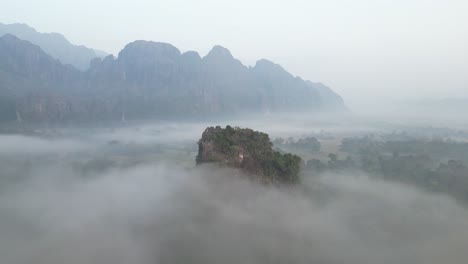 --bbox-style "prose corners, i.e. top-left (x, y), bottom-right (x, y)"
top-left (1, 162), bottom-right (468, 264)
